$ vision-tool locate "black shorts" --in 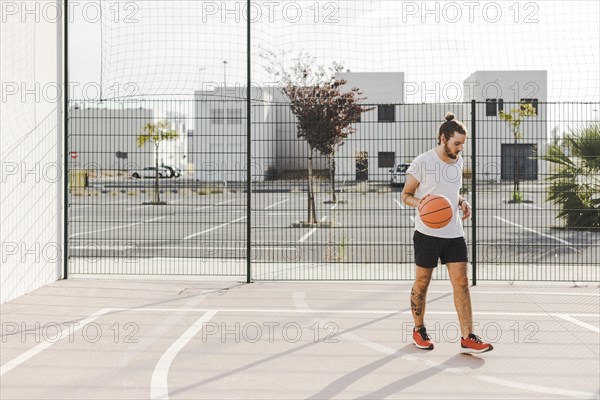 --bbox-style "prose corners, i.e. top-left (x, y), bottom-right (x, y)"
top-left (413, 230), bottom-right (468, 268)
